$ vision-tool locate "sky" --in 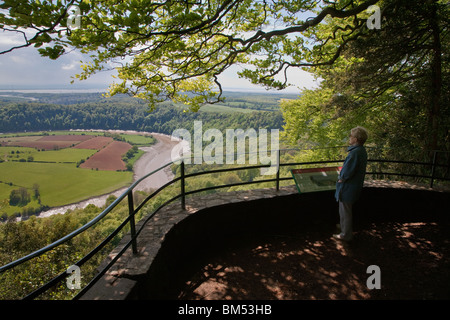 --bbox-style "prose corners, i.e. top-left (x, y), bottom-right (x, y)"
top-left (0, 30), bottom-right (320, 94)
